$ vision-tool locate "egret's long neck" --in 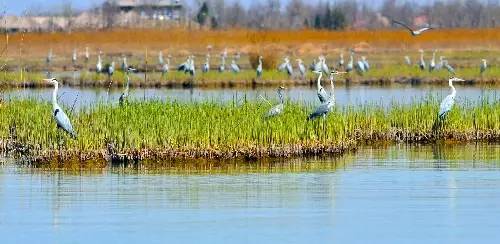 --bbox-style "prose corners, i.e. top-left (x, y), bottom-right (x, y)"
top-left (420, 52), bottom-right (424, 61)
top-left (278, 90), bottom-right (284, 104)
top-left (349, 54), bottom-right (353, 63)
top-left (125, 73), bottom-right (130, 93)
top-left (52, 82), bottom-right (58, 108)
top-left (450, 81), bottom-right (456, 97)
top-left (432, 52), bottom-right (436, 60)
